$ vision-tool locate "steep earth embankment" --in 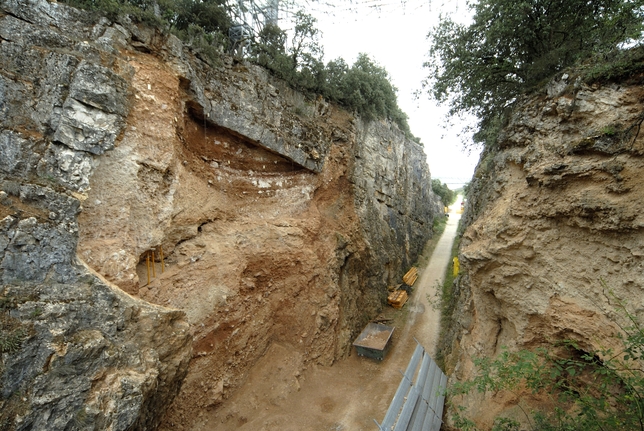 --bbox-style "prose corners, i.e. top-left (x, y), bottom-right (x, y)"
top-left (0, 0), bottom-right (440, 428)
top-left (441, 69), bottom-right (644, 426)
